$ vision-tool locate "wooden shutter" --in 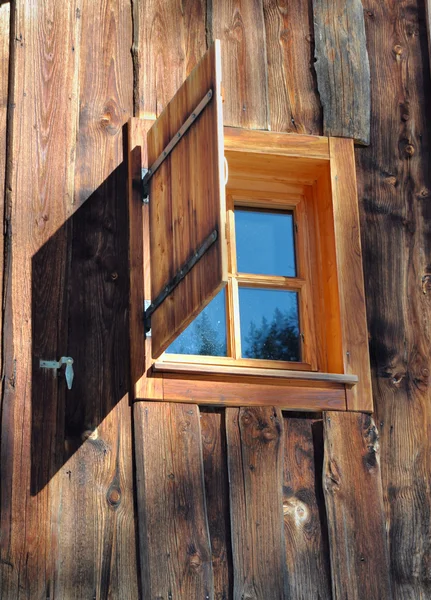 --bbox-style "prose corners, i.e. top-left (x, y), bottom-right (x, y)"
top-left (147, 40), bottom-right (227, 358)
